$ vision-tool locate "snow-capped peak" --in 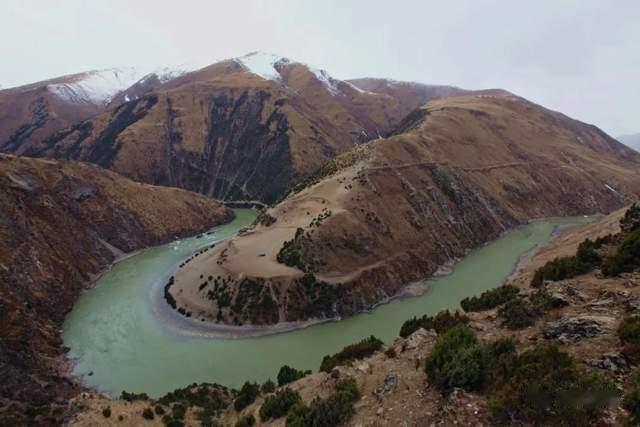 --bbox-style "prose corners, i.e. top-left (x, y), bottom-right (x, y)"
top-left (234, 51), bottom-right (289, 81)
top-left (47, 68), bottom-right (147, 106)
